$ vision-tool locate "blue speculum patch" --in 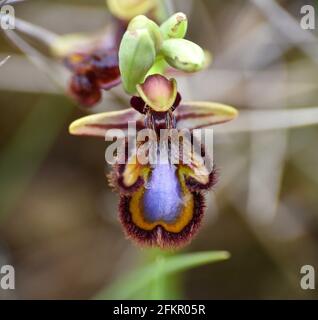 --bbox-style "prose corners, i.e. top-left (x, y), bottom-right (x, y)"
top-left (143, 164), bottom-right (183, 223)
